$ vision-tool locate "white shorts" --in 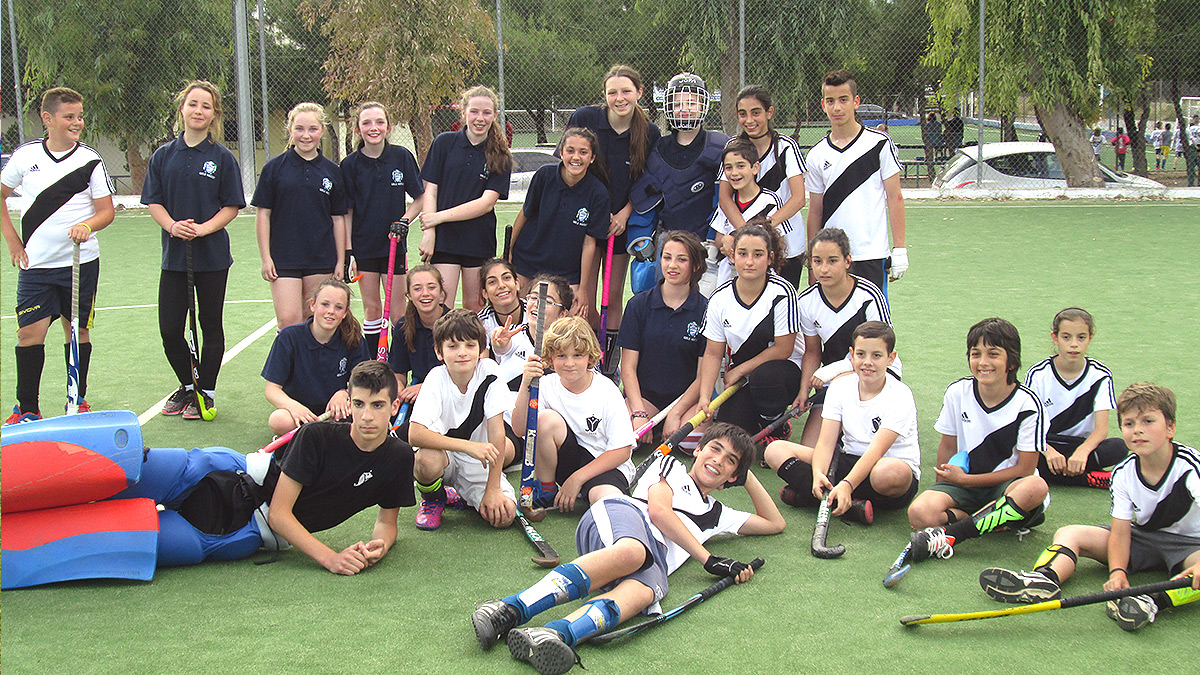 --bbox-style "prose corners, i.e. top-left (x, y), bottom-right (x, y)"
top-left (443, 451), bottom-right (517, 510)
